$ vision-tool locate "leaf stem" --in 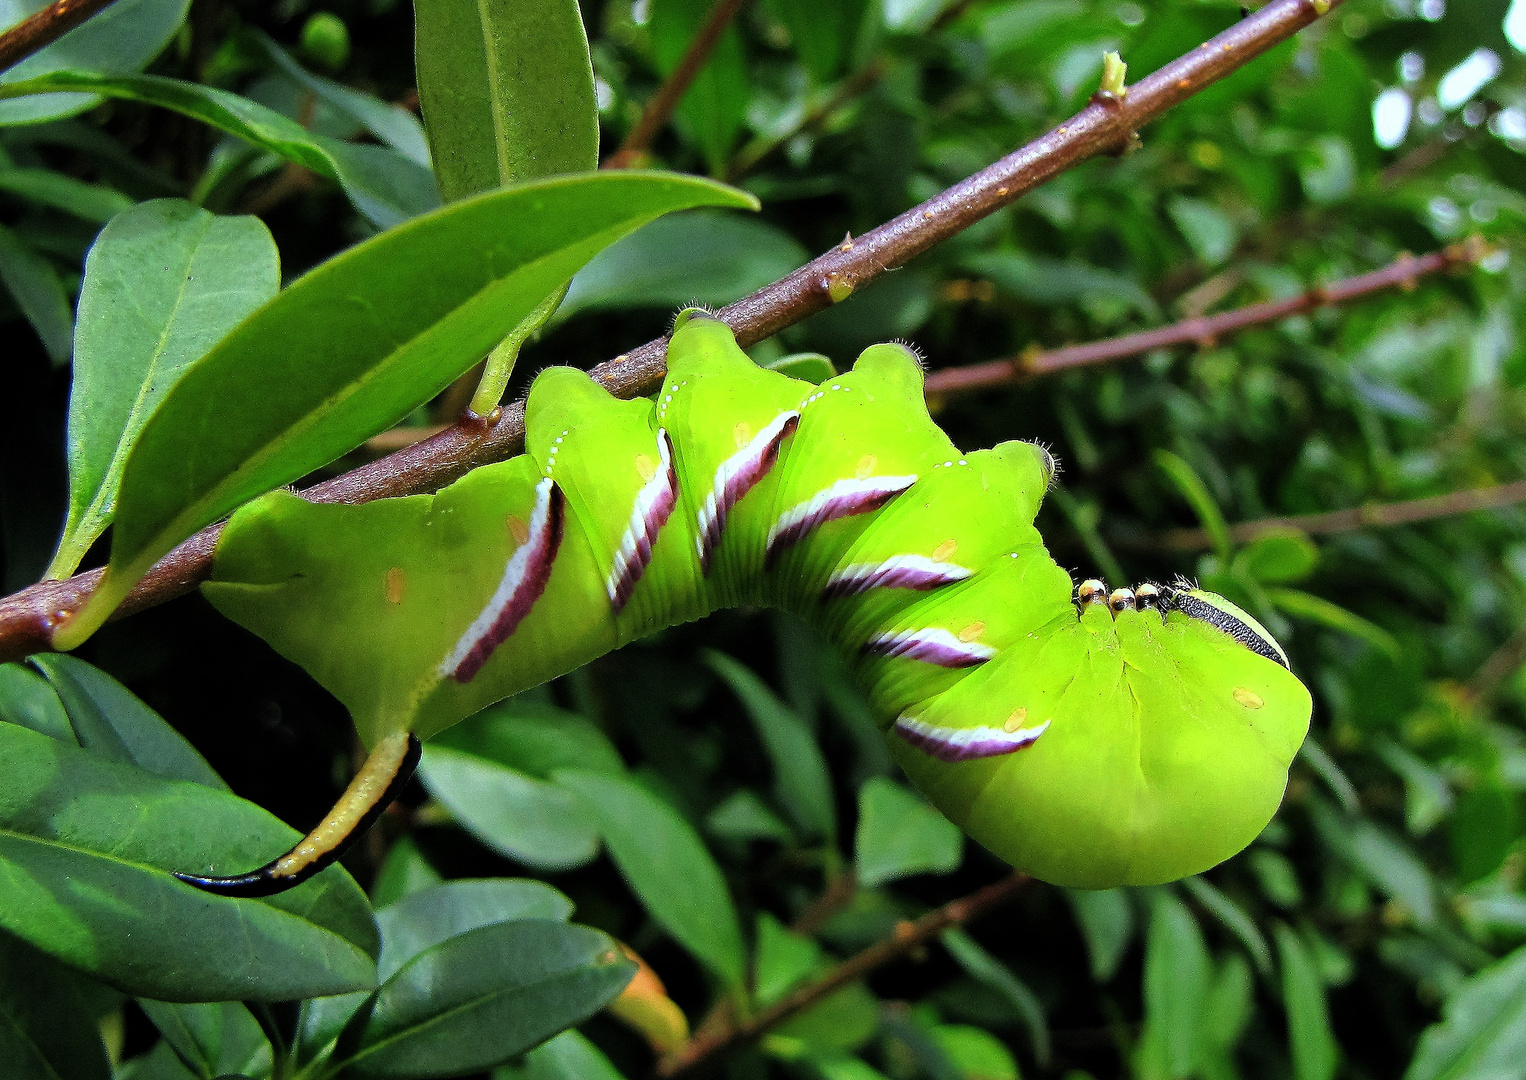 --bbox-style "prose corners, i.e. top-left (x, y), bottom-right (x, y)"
top-left (0, 0), bottom-right (1346, 662)
top-left (603, 0), bottom-right (754, 170)
top-left (0, 0), bottom-right (116, 74)
top-left (655, 872), bottom-right (1030, 1077)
